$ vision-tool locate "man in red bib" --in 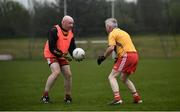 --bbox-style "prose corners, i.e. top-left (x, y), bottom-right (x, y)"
top-left (41, 15), bottom-right (78, 104)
